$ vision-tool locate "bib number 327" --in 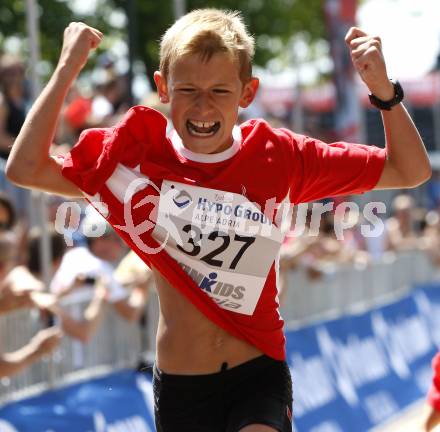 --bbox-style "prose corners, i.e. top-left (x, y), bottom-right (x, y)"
top-left (176, 224), bottom-right (255, 270)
